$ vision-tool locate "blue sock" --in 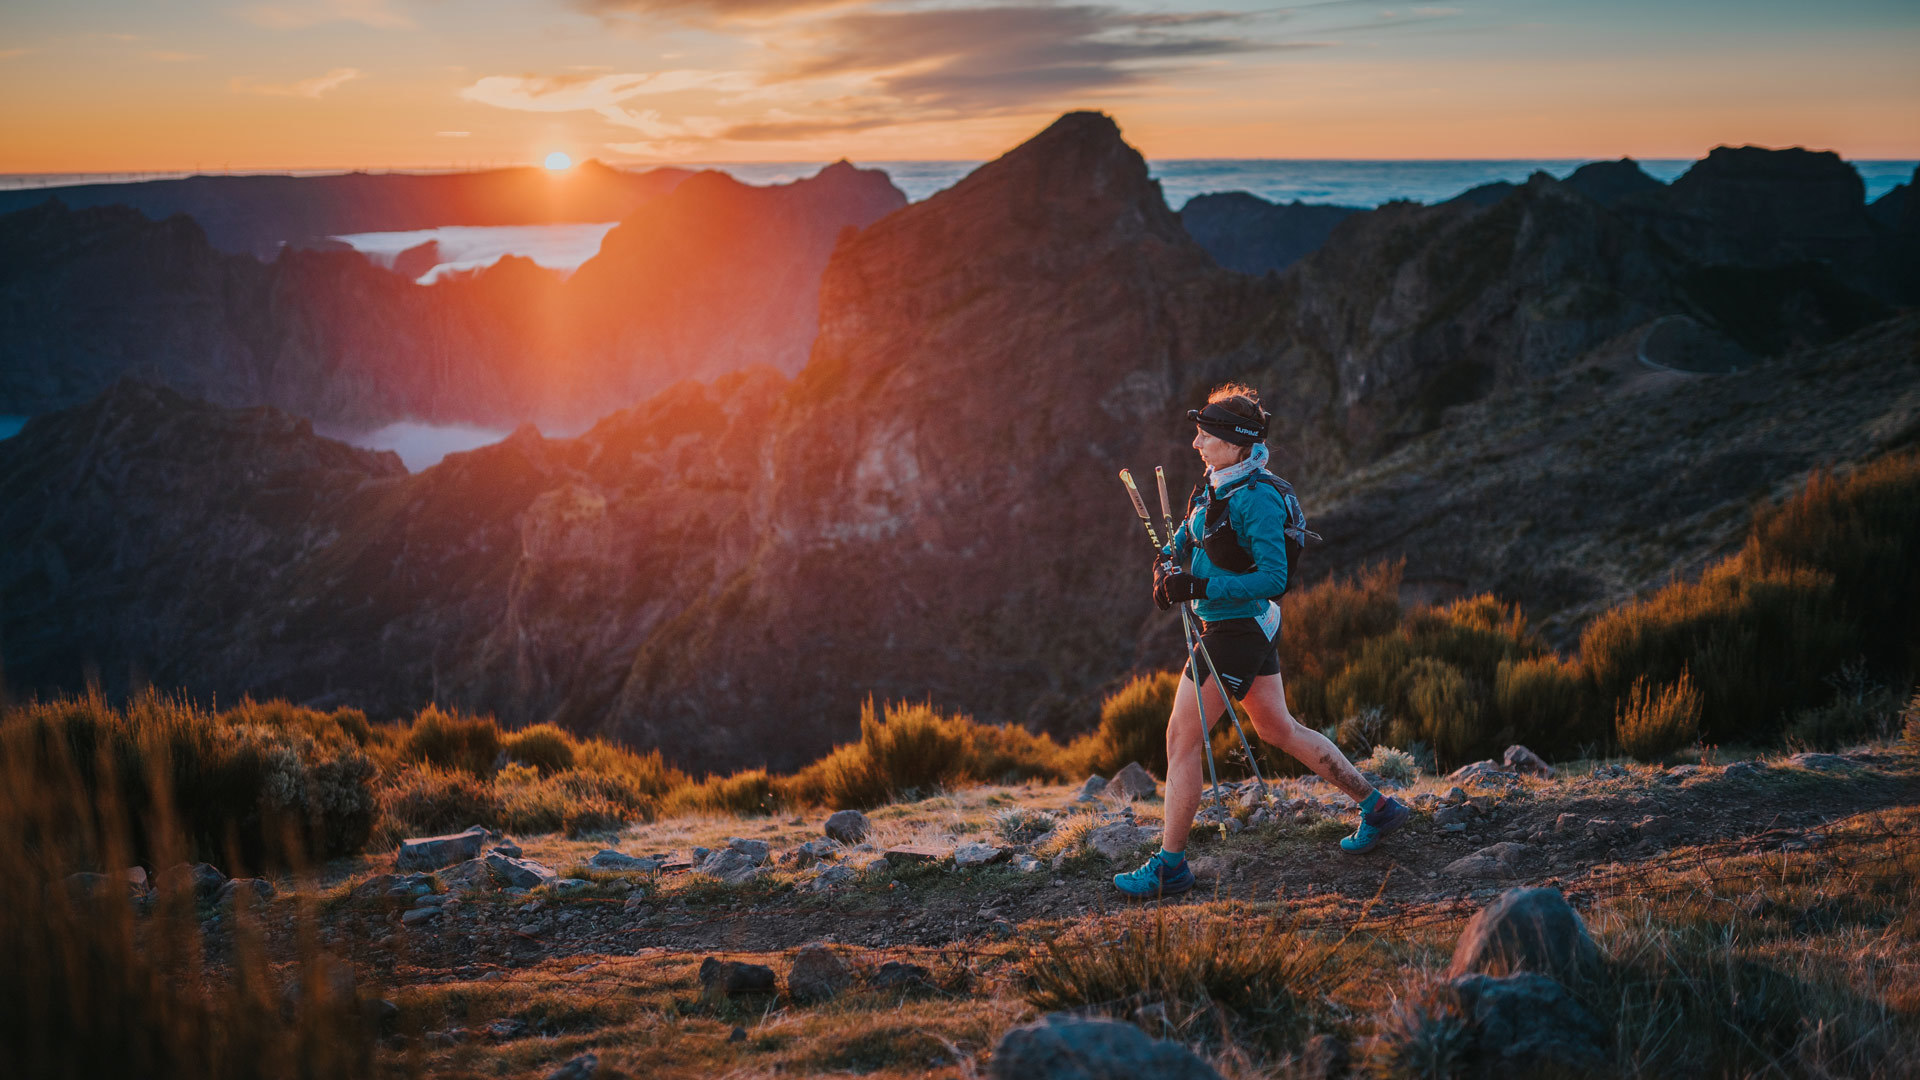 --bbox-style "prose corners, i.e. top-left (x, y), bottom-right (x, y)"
top-left (1157, 847), bottom-right (1186, 866)
top-left (1359, 790), bottom-right (1382, 815)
